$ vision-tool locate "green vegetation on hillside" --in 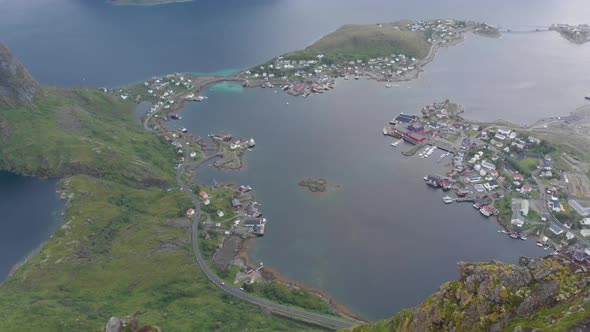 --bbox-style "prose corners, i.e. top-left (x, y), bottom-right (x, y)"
top-left (0, 87), bottom-right (318, 330)
top-left (244, 281), bottom-right (334, 316)
top-left (0, 88), bottom-right (174, 186)
top-left (346, 258), bottom-right (590, 332)
top-left (285, 22), bottom-right (430, 62)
